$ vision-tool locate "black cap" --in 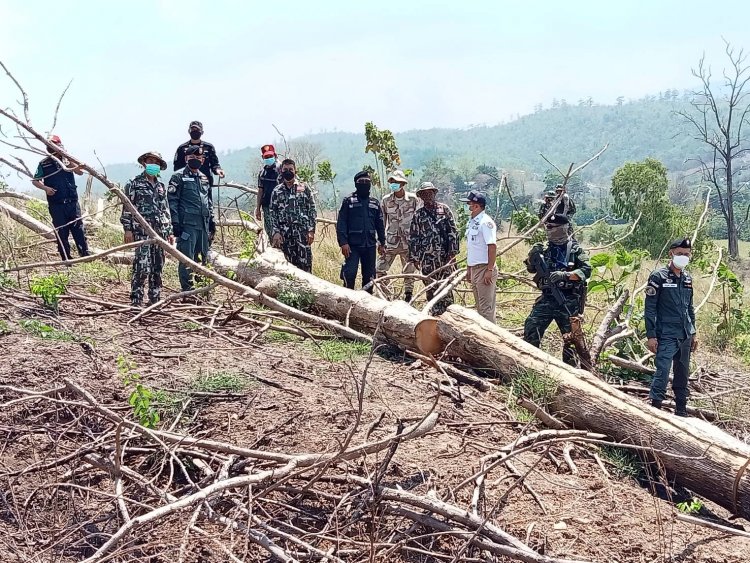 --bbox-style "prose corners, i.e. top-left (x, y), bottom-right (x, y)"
top-left (555, 184), bottom-right (564, 190)
top-left (188, 120), bottom-right (203, 132)
top-left (185, 145), bottom-right (204, 156)
top-left (669, 238), bottom-right (691, 249)
top-left (354, 170), bottom-right (371, 183)
top-left (546, 214), bottom-right (569, 225)
top-left (459, 190), bottom-right (487, 206)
